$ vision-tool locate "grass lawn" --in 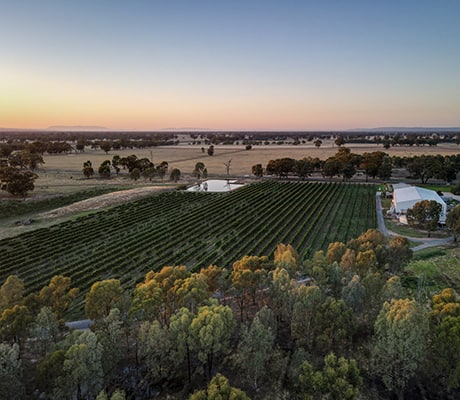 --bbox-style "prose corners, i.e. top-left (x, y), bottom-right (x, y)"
top-left (419, 184), bottom-right (452, 193)
top-left (403, 246), bottom-right (460, 295)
